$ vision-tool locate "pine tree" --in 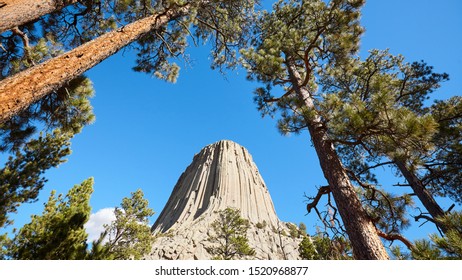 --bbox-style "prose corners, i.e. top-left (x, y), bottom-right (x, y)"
top-left (0, 130), bottom-right (71, 229)
top-left (429, 212), bottom-right (462, 259)
top-left (1, 8), bottom-right (96, 150)
top-left (206, 208), bottom-right (255, 260)
top-left (424, 97), bottom-right (462, 204)
top-left (8, 178), bottom-right (93, 260)
top-left (5, 182), bottom-right (156, 260)
top-left (0, 5), bottom-right (180, 122)
top-left (392, 212), bottom-right (462, 260)
top-left (0, 0), bottom-right (80, 33)
top-left (85, 230), bottom-right (114, 260)
top-left (0, 0), bottom-right (257, 122)
top-left (299, 233), bottom-right (352, 260)
top-left (240, 0), bottom-right (388, 259)
top-left (0, 11), bottom-right (95, 238)
top-left (102, 189), bottom-right (155, 260)
top-left (318, 49), bottom-right (456, 234)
